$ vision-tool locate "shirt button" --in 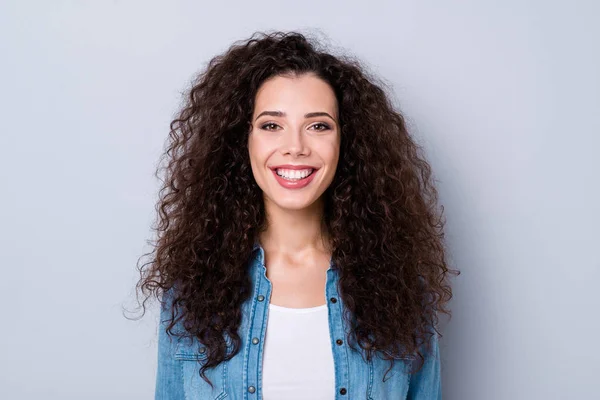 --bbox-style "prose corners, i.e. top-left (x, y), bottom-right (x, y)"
top-left (252, 337), bottom-right (260, 345)
top-left (257, 295), bottom-right (265, 301)
top-left (339, 388), bottom-right (347, 395)
top-left (330, 297), bottom-right (337, 303)
top-left (336, 339), bottom-right (343, 345)
top-left (248, 386), bottom-right (256, 393)
top-left (199, 347), bottom-right (206, 353)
